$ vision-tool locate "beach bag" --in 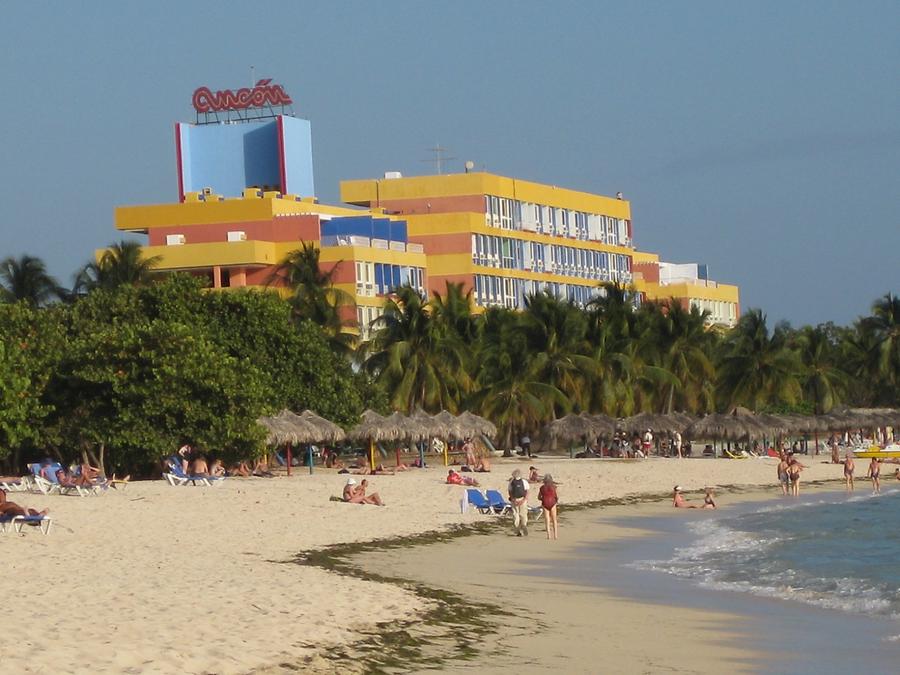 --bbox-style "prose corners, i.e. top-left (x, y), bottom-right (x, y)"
top-left (509, 477), bottom-right (526, 499)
